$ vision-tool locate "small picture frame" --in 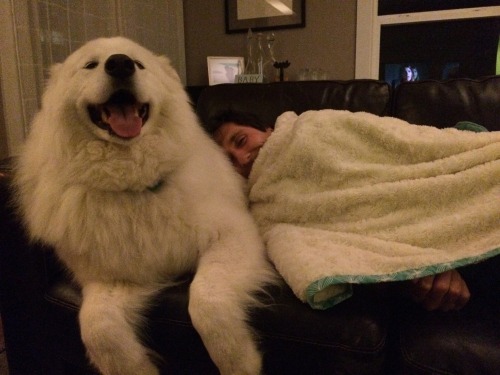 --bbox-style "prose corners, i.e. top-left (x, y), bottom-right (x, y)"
top-left (207, 56), bottom-right (245, 85)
